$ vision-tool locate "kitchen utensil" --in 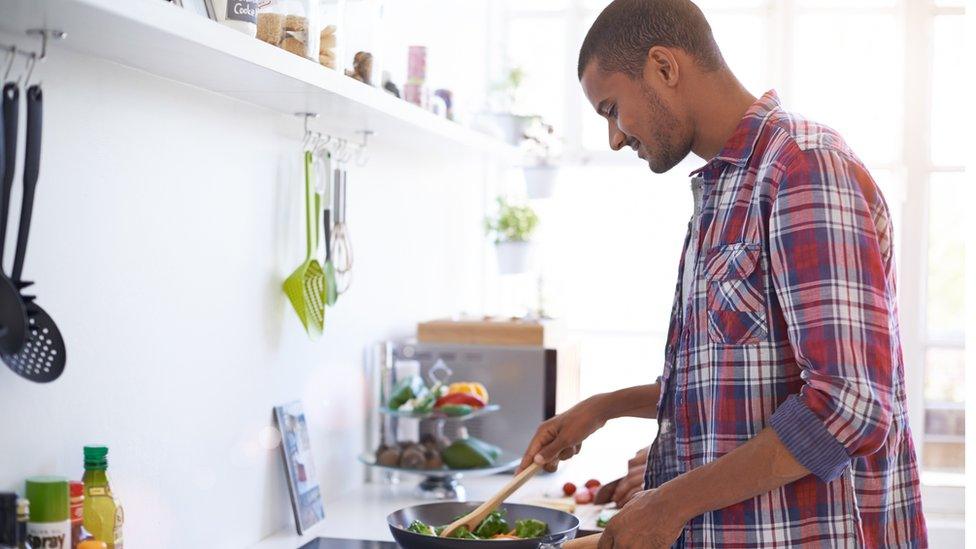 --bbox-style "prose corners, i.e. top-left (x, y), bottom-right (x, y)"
top-left (331, 166), bottom-right (352, 294)
top-left (440, 462), bottom-right (543, 537)
top-left (592, 478), bottom-right (620, 505)
top-left (323, 208), bottom-right (337, 306)
top-left (564, 534), bottom-right (601, 548)
top-left (283, 151), bottom-right (325, 337)
top-left (1, 85), bottom-right (67, 382)
top-left (314, 151), bottom-right (337, 307)
top-left (388, 501), bottom-right (579, 549)
top-left (0, 82), bottom-right (28, 355)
